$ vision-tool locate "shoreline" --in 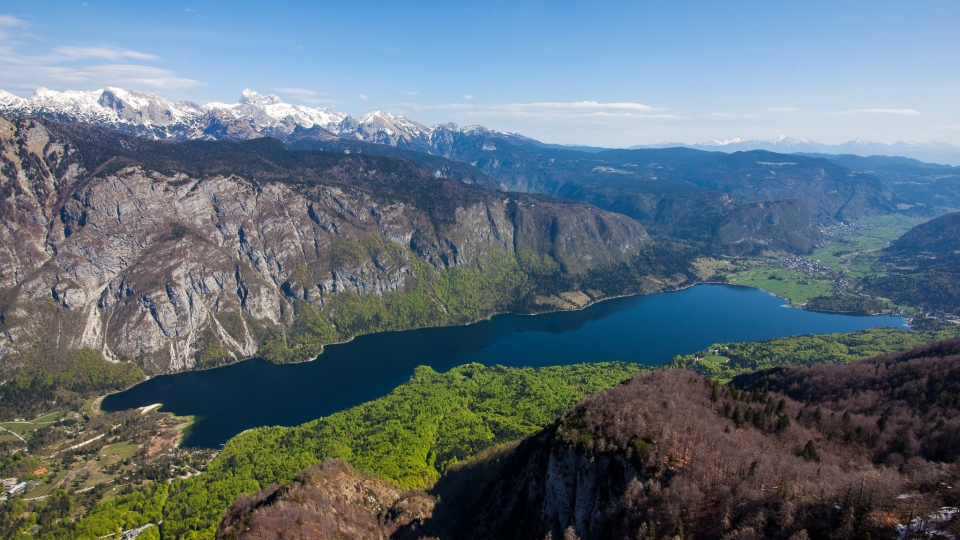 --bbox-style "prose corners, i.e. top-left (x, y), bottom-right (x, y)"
top-left (98, 281), bottom-right (910, 411)
top-left (111, 279), bottom-right (695, 381)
